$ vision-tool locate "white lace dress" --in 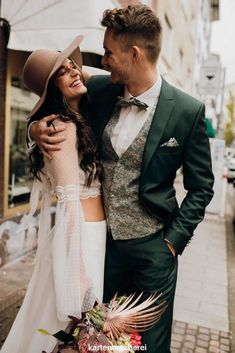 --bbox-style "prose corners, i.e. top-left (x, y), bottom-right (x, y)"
top-left (1, 122), bottom-right (106, 353)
